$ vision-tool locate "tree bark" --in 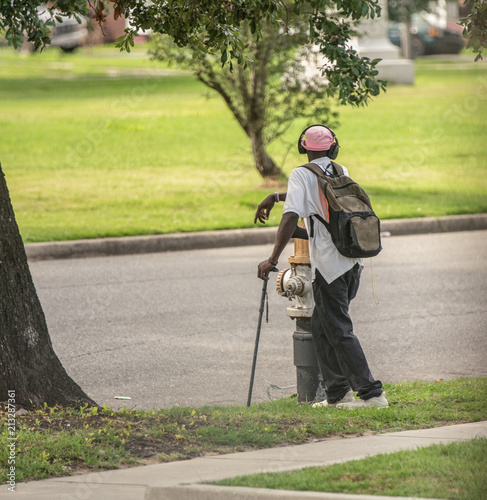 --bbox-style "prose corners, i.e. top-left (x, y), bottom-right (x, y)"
top-left (195, 51), bottom-right (287, 181)
top-left (0, 164), bottom-right (97, 409)
top-left (248, 127), bottom-right (286, 180)
top-left (246, 46), bottom-right (287, 181)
